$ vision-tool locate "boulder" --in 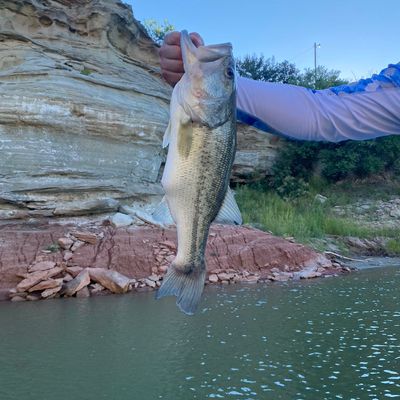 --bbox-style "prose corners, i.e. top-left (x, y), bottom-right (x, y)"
top-left (16, 267), bottom-right (64, 292)
top-left (110, 213), bottom-right (134, 228)
top-left (88, 268), bottom-right (132, 294)
top-left (28, 278), bottom-right (63, 292)
top-left (61, 268), bottom-right (90, 296)
top-left (28, 261), bottom-right (57, 273)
